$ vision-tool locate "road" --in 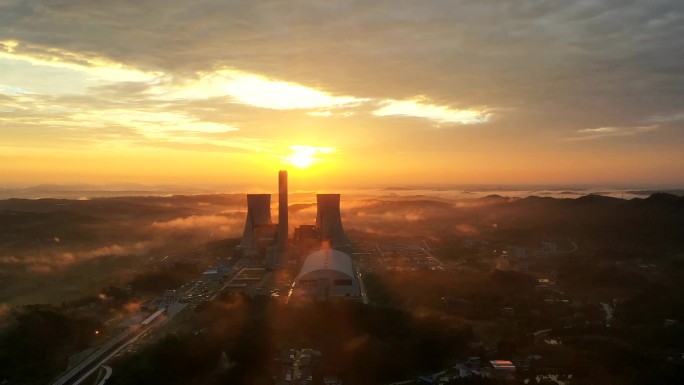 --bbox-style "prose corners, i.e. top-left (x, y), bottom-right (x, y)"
top-left (51, 326), bottom-right (139, 385)
top-left (95, 366), bottom-right (112, 385)
top-left (51, 301), bottom-right (188, 385)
